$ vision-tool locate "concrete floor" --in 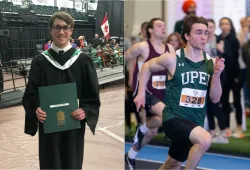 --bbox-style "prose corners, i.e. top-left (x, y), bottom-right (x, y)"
top-left (0, 84), bottom-right (124, 170)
